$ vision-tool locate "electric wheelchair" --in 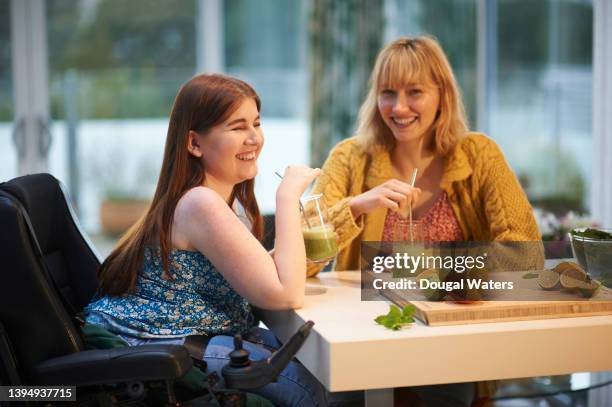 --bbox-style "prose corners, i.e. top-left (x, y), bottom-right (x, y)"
top-left (0, 173), bottom-right (313, 406)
